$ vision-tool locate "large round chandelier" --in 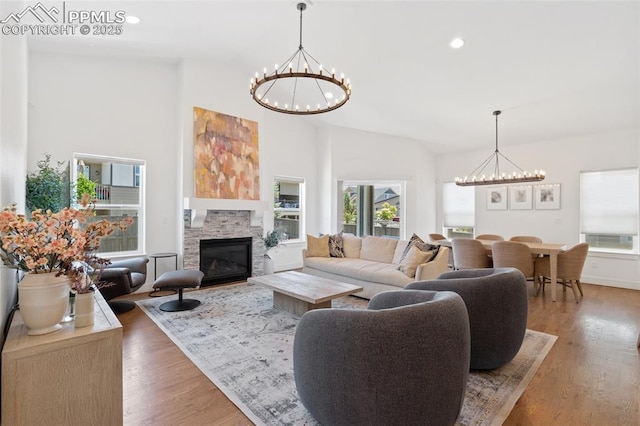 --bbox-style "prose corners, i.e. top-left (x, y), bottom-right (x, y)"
top-left (455, 110), bottom-right (546, 186)
top-left (249, 3), bottom-right (351, 115)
